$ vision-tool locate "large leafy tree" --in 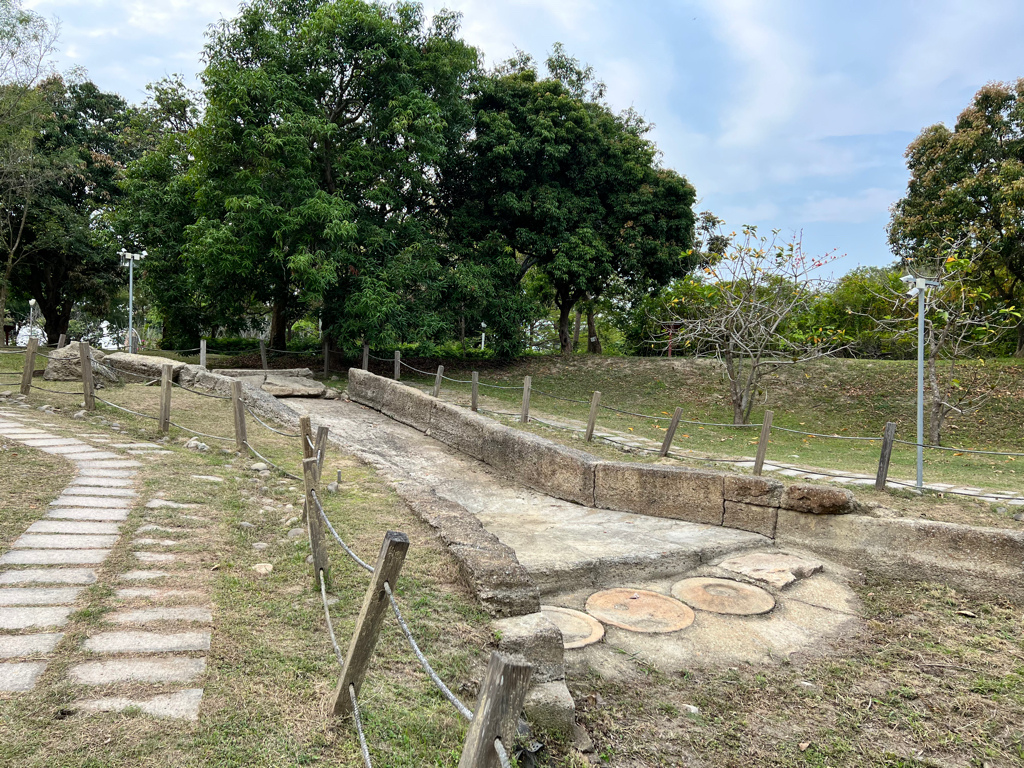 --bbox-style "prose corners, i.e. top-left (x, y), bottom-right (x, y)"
top-left (448, 48), bottom-right (697, 355)
top-left (889, 79), bottom-right (1024, 356)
